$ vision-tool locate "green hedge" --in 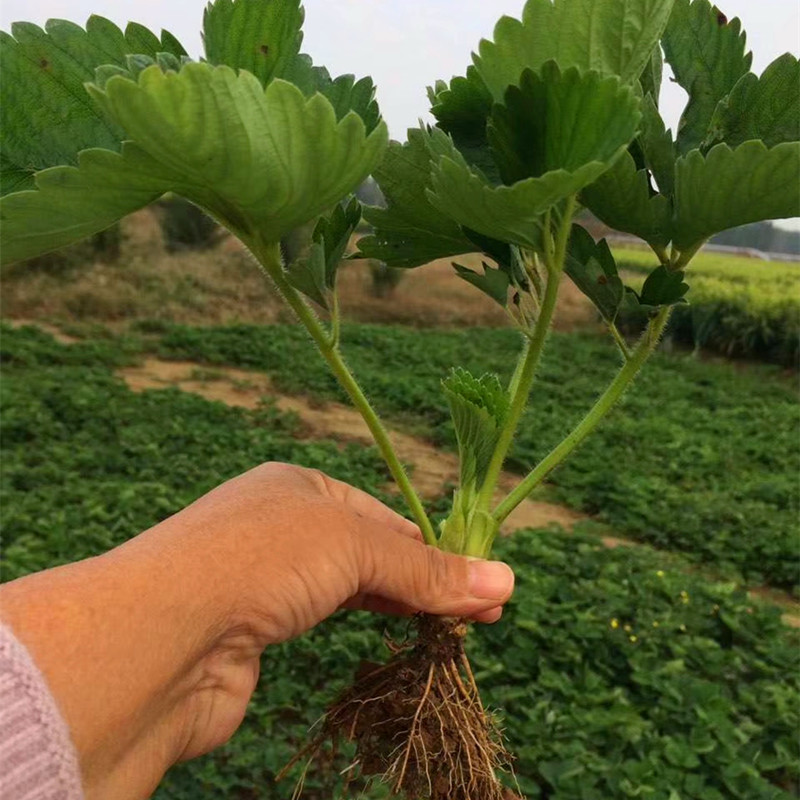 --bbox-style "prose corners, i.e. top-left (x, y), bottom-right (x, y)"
top-left (614, 248), bottom-right (800, 366)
